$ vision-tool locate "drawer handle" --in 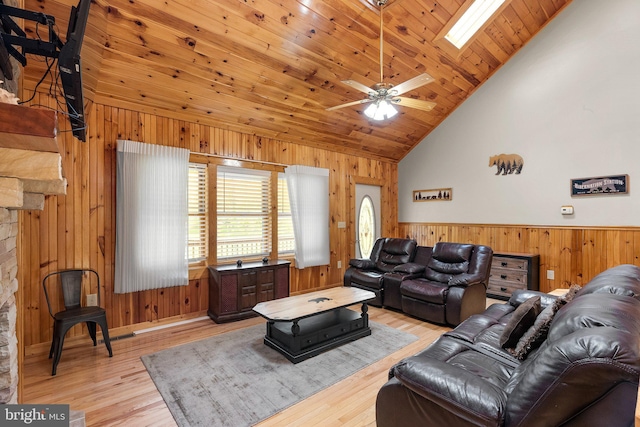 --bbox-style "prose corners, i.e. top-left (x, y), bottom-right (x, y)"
top-left (501, 262), bottom-right (508, 267)
top-left (500, 287), bottom-right (507, 292)
top-left (500, 274), bottom-right (507, 279)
